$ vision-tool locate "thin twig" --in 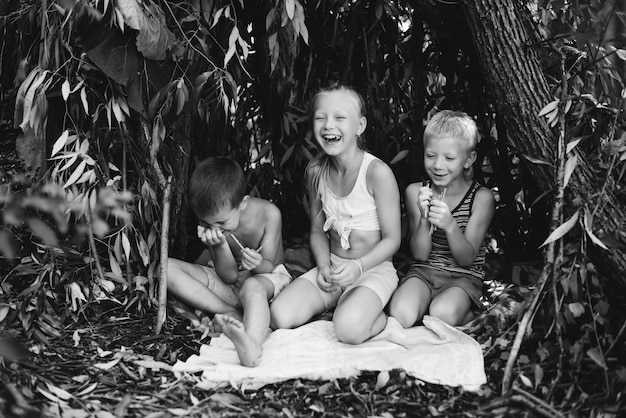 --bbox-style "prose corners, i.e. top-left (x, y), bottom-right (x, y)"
top-left (230, 233), bottom-right (245, 250)
top-left (141, 117), bottom-right (171, 335)
top-left (590, 101), bottom-right (621, 218)
top-left (39, 0), bottom-right (47, 67)
top-left (549, 49), bottom-right (569, 400)
top-left (483, 321), bottom-right (519, 357)
top-left (501, 262), bottom-right (551, 394)
top-left (510, 386), bottom-right (565, 418)
top-left (429, 188), bottom-right (447, 235)
top-left (86, 206), bottom-right (106, 283)
top-left (121, 122), bottom-right (133, 292)
top-left (155, 175), bottom-right (172, 335)
top-left (161, 0), bottom-right (217, 69)
top-left (513, 386), bottom-right (559, 412)
top-left (606, 319), bottom-right (626, 356)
